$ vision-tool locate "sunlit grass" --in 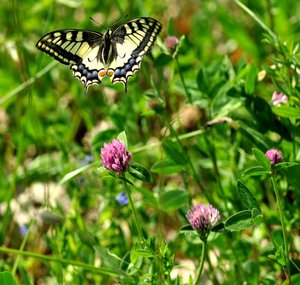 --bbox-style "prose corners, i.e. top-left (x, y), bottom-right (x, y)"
top-left (1, 0), bottom-right (300, 284)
